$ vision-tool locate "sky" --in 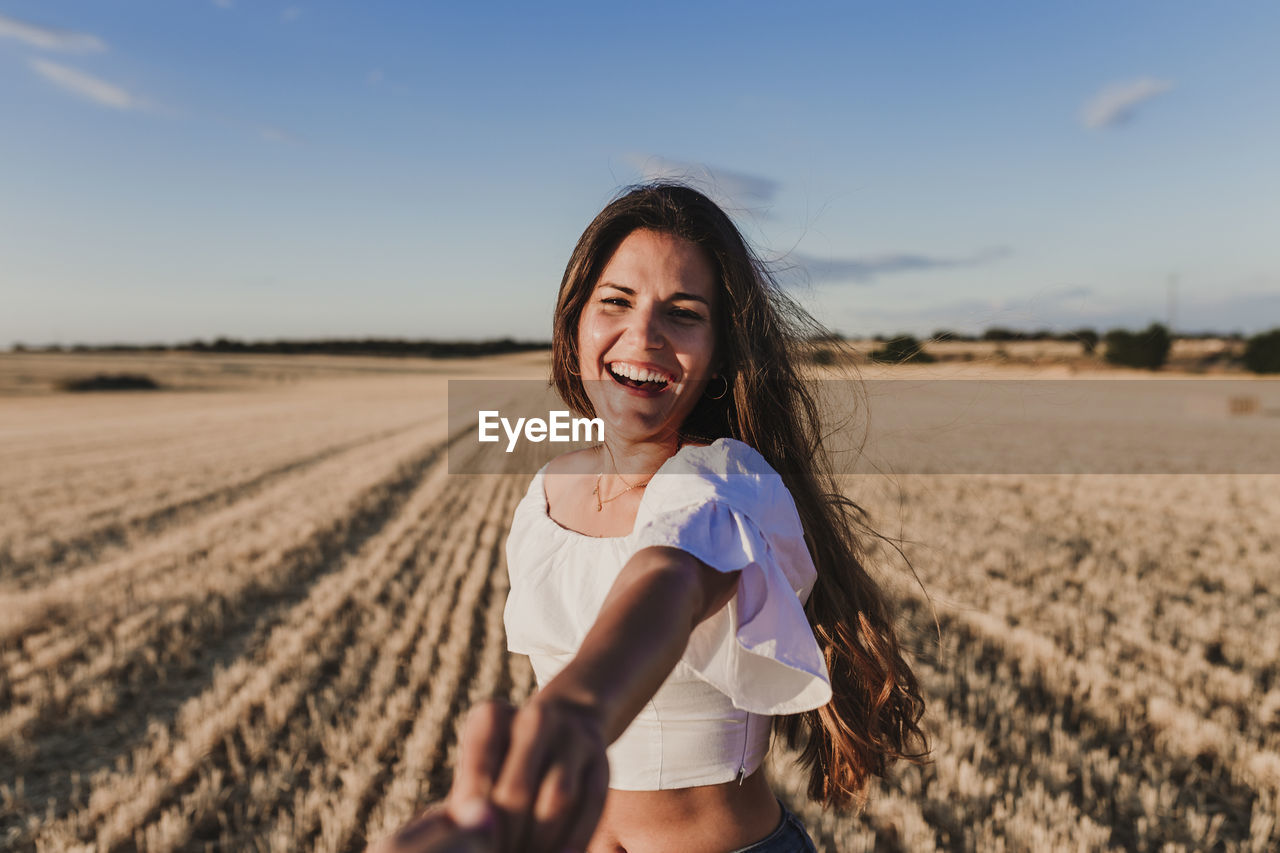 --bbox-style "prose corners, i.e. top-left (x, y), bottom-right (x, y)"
top-left (2, 0), bottom-right (1278, 347)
